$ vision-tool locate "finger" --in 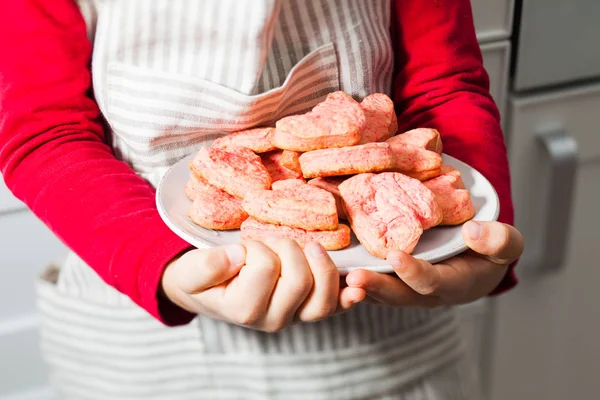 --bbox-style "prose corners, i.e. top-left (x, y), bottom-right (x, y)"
top-left (174, 245), bottom-right (246, 294)
top-left (336, 286), bottom-right (366, 313)
top-left (346, 267), bottom-right (440, 308)
top-left (262, 238), bottom-right (313, 329)
top-left (296, 242), bottom-right (340, 322)
top-left (362, 294), bottom-right (383, 305)
top-left (463, 221), bottom-right (524, 265)
top-left (387, 252), bottom-right (445, 297)
top-left (390, 251), bottom-right (506, 302)
top-left (392, 250), bottom-right (473, 300)
top-left (203, 240), bottom-right (280, 326)
top-left (442, 253), bottom-right (509, 300)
